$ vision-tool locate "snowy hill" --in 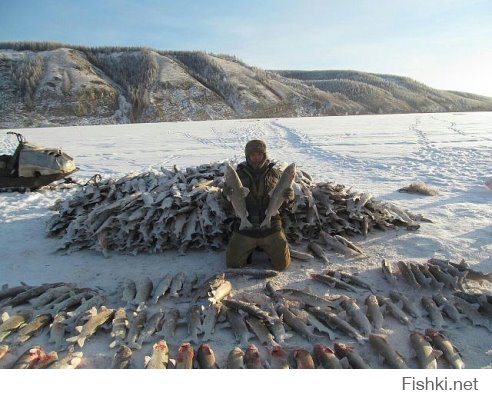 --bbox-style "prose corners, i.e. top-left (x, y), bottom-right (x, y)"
top-left (1, 42), bottom-right (492, 128)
